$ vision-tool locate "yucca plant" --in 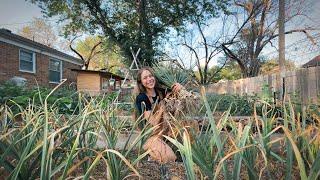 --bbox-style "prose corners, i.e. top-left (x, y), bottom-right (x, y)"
top-left (152, 63), bottom-right (200, 123)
